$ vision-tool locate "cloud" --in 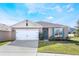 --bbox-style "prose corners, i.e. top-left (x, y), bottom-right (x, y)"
top-left (66, 4), bottom-right (71, 9)
top-left (50, 4), bottom-right (74, 13)
top-left (25, 4), bottom-right (43, 14)
top-left (25, 3), bottom-right (48, 15)
top-left (67, 7), bottom-right (74, 12)
top-left (43, 16), bottom-right (54, 22)
top-left (0, 14), bottom-right (17, 26)
top-left (66, 4), bottom-right (74, 12)
top-left (53, 5), bottom-right (63, 12)
top-left (47, 16), bottom-right (54, 19)
top-left (0, 4), bottom-right (28, 26)
top-left (0, 8), bottom-right (19, 26)
top-left (25, 3), bottom-right (37, 14)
